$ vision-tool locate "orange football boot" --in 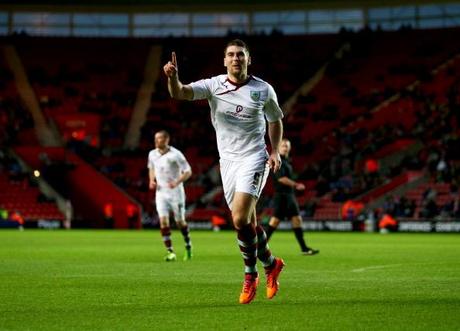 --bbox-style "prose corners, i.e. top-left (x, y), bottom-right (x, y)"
top-left (265, 258), bottom-right (285, 299)
top-left (239, 274), bottom-right (259, 304)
